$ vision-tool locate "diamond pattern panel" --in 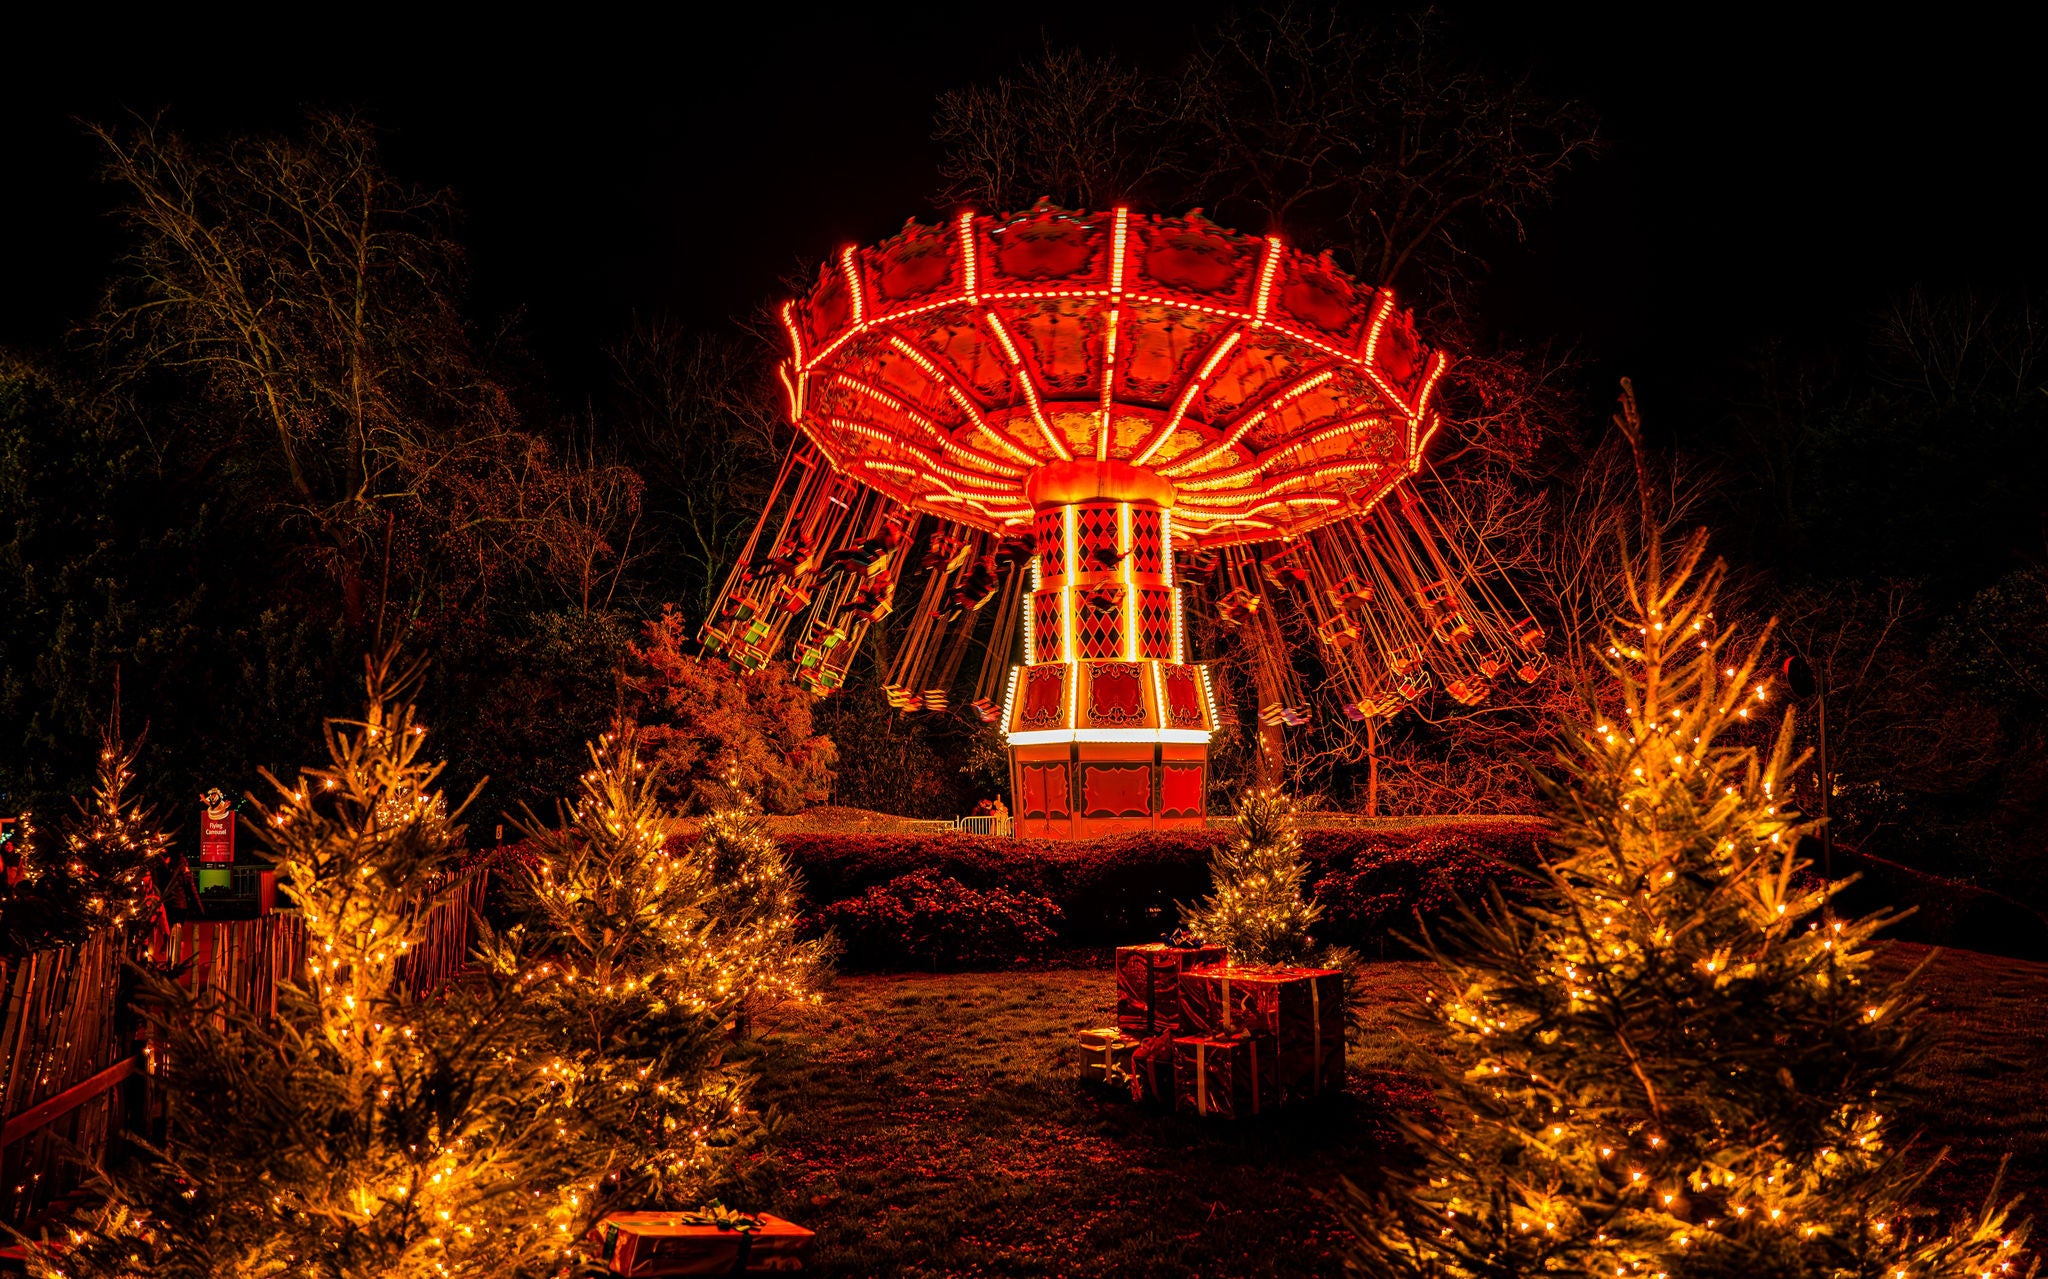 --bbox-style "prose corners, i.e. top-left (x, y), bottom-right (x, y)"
top-left (1137, 586), bottom-right (1174, 659)
top-left (1036, 510), bottom-right (1066, 579)
top-left (1033, 591), bottom-right (1066, 664)
top-left (1076, 600), bottom-right (1123, 659)
top-left (1130, 508), bottom-right (1162, 575)
top-left (1076, 503), bottom-right (1120, 573)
